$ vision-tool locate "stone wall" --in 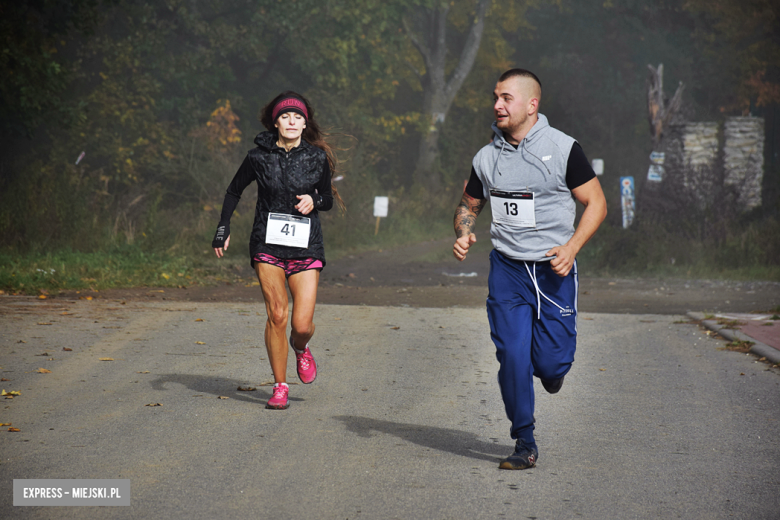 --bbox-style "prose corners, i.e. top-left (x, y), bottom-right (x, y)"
top-left (661, 117), bottom-right (765, 210)
top-left (724, 117), bottom-right (764, 210)
top-left (683, 122), bottom-right (719, 168)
